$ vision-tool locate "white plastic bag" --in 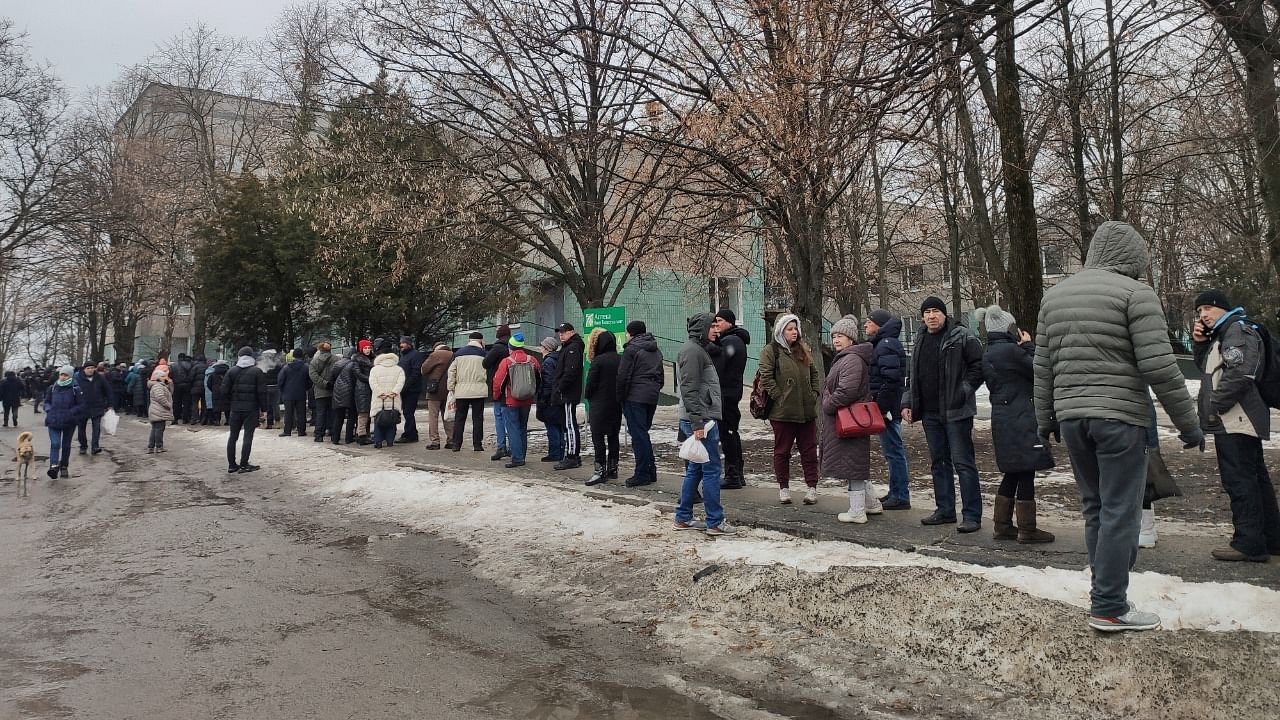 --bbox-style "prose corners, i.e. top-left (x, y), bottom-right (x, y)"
top-left (101, 409), bottom-right (120, 436)
top-left (443, 392), bottom-right (457, 423)
top-left (678, 421), bottom-right (717, 464)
